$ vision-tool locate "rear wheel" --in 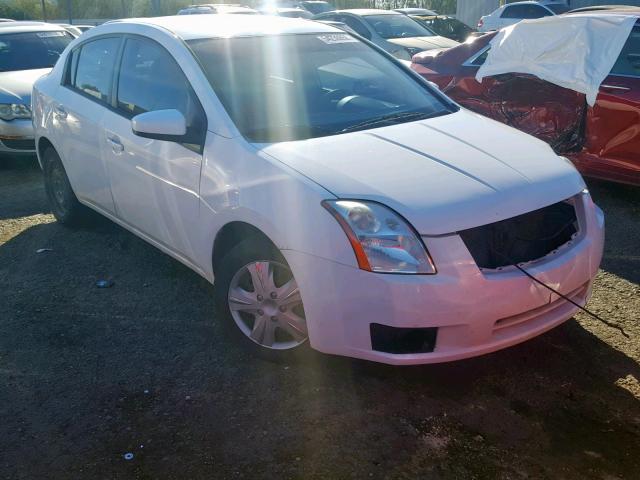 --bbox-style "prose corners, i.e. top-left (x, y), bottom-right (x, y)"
top-left (42, 147), bottom-right (89, 226)
top-left (214, 240), bottom-right (309, 361)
